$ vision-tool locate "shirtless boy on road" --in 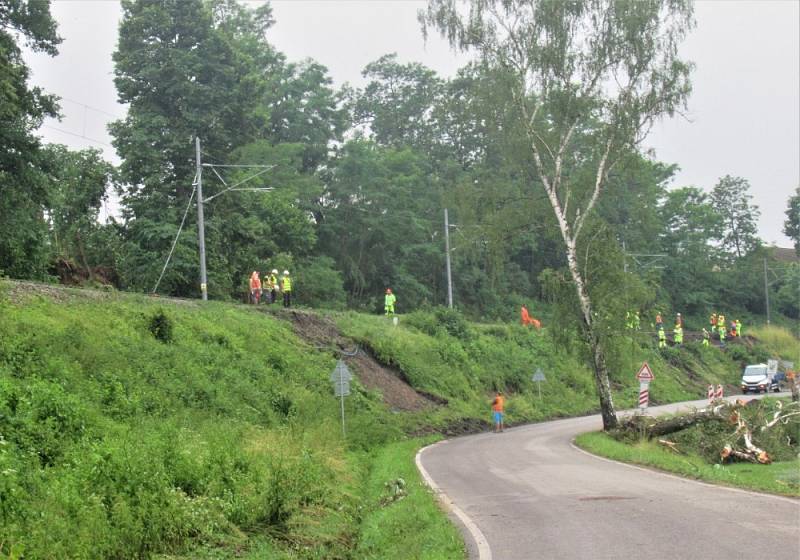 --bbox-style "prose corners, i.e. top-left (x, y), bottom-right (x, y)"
top-left (492, 392), bottom-right (505, 433)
